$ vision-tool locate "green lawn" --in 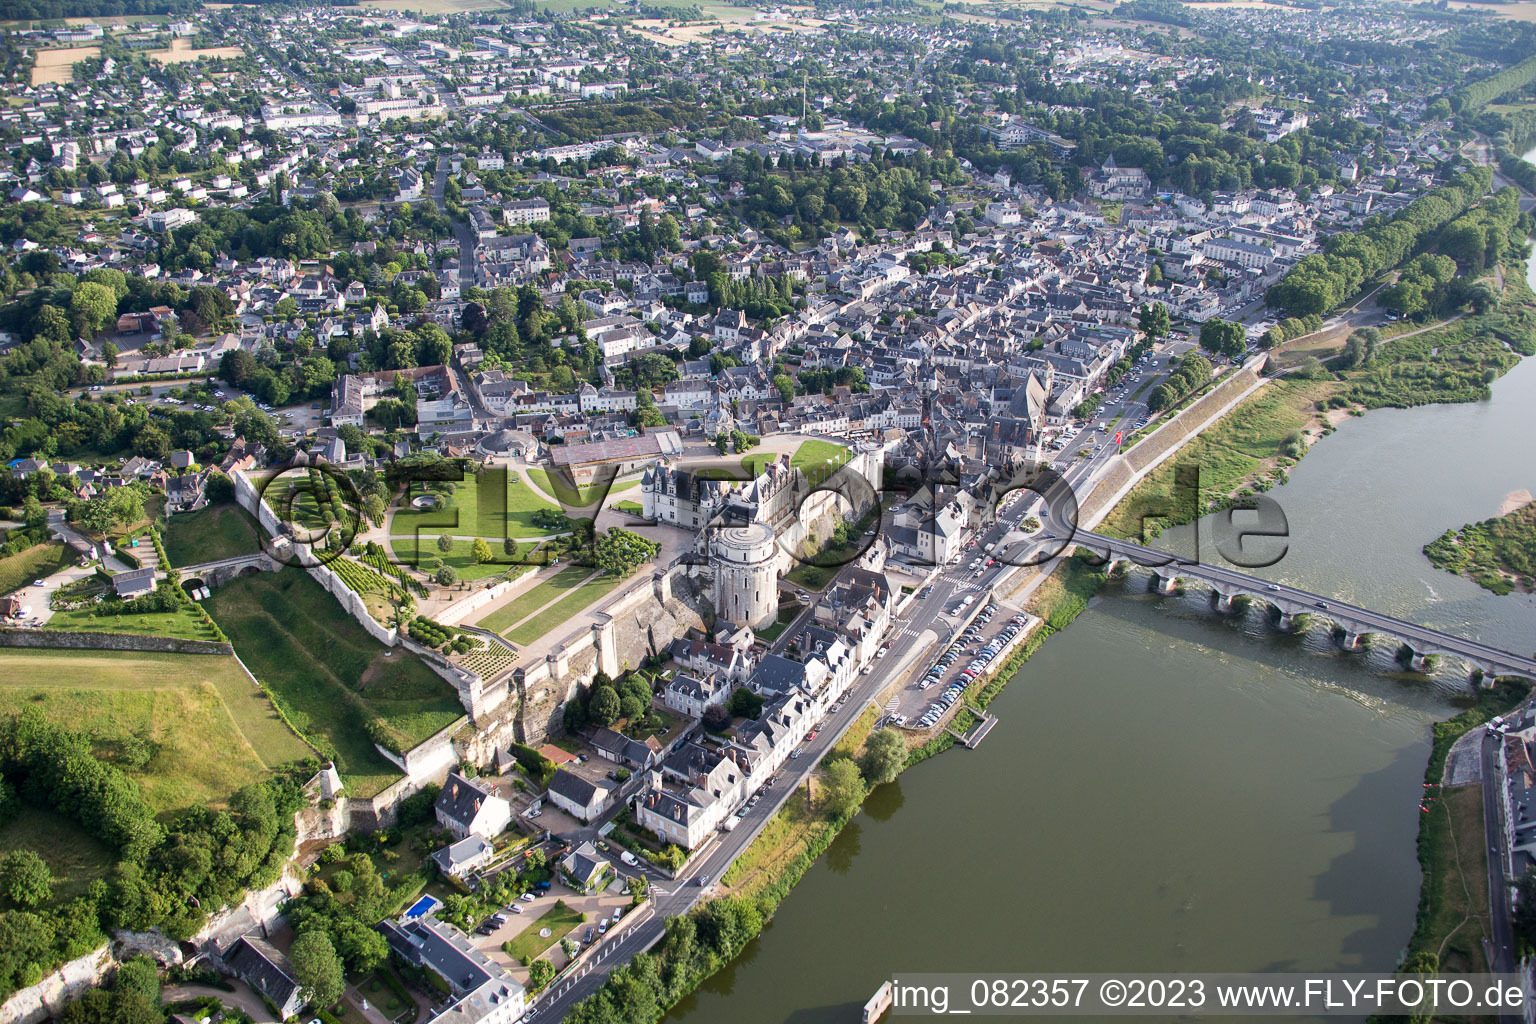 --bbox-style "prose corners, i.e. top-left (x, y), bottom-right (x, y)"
top-left (163, 502), bottom-right (262, 567)
top-left (390, 468), bottom-right (561, 542)
top-left (506, 574), bottom-right (623, 645)
top-left (502, 900), bottom-right (584, 965)
top-left (0, 805), bottom-right (114, 907)
top-left (784, 563), bottom-right (836, 590)
top-left (742, 440), bottom-right (851, 485)
top-left (386, 535), bottom-right (533, 581)
top-left (615, 500), bottom-right (644, 515)
top-left (204, 569), bottom-right (464, 796)
top-left (473, 565), bottom-right (594, 634)
top-left (46, 603), bottom-right (219, 642)
top-left (0, 541), bottom-right (72, 596)
top-left (0, 648), bottom-right (309, 811)
top-left (525, 468), bottom-right (640, 508)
